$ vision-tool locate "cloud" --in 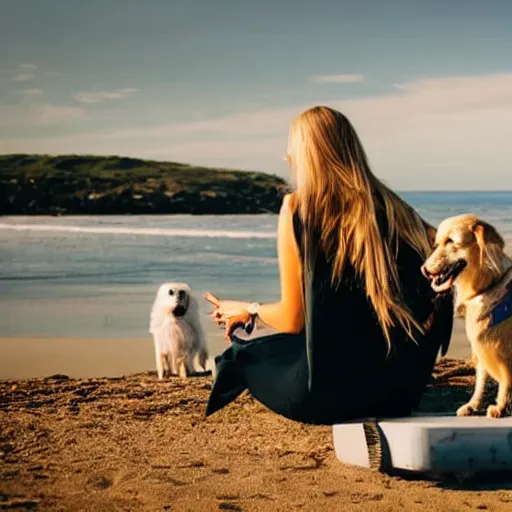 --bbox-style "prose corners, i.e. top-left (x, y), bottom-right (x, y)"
top-left (37, 104), bottom-right (88, 124)
top-left (102, 73), bottom-right (512, 142)
top-left (8, 64), bottom-right (37, 82)
top-left (311, 74), bottom-right (365, 84)
top-left (2, 73), bottom-right (512, 189)
top-left (0, 103), bottom-right (87, 127)
top-left (20, 88), bottom-right (43, 96)
top-left (105, 105), bottom-right (300, 140)
top-left (12, 73), bottom-right (35, 82)
top-left (72, 88), bottom-right (138, 104)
